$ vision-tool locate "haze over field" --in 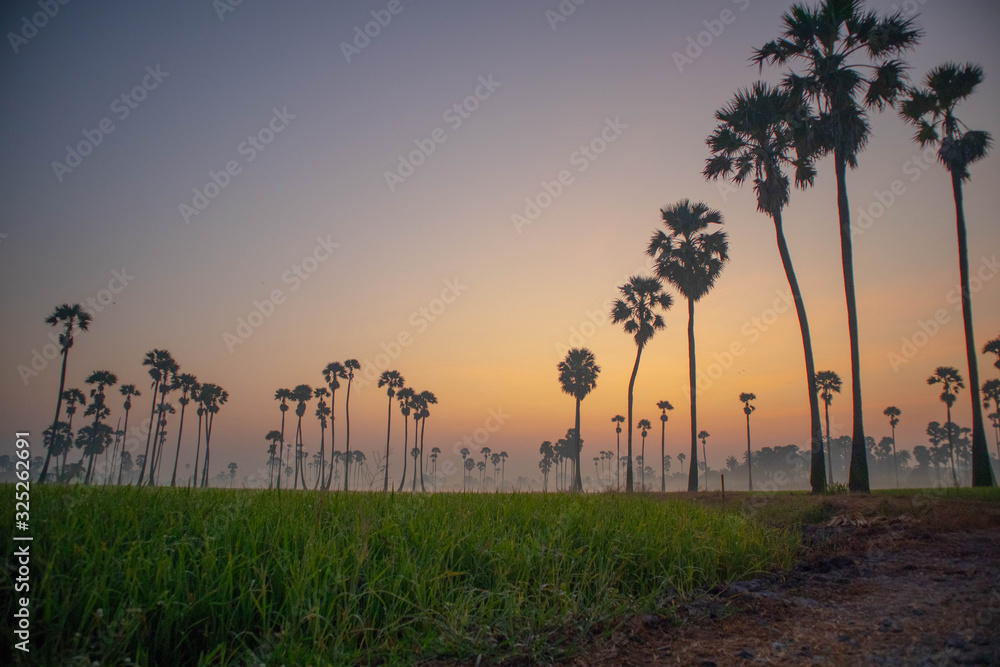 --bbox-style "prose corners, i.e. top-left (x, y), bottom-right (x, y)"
top-left (1, 0), bottom-right (998, 487)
